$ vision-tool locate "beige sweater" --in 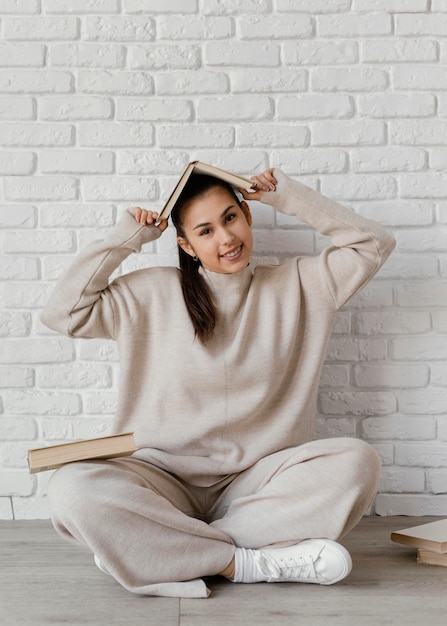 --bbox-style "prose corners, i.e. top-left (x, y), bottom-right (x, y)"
top-left (41, 170), bottom-right (395, 486)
